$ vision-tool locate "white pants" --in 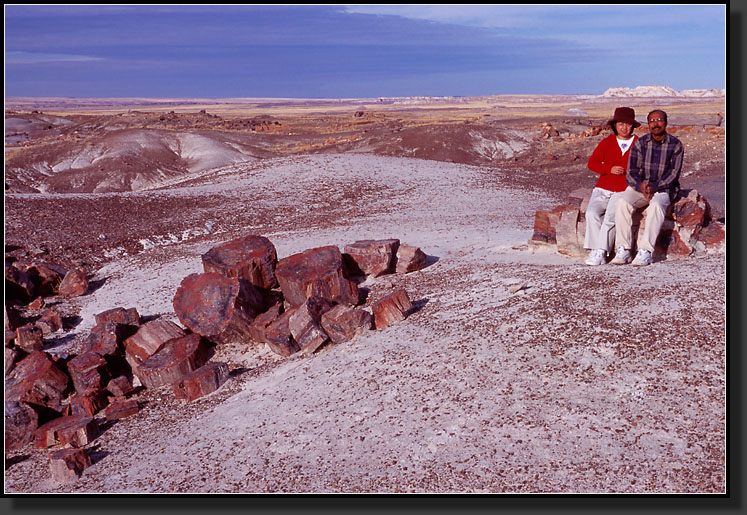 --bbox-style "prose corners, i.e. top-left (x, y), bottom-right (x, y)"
top-left (583, 187), bottom-right (623, 252)
top-left (615, 186), bottom-right (671, 253)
